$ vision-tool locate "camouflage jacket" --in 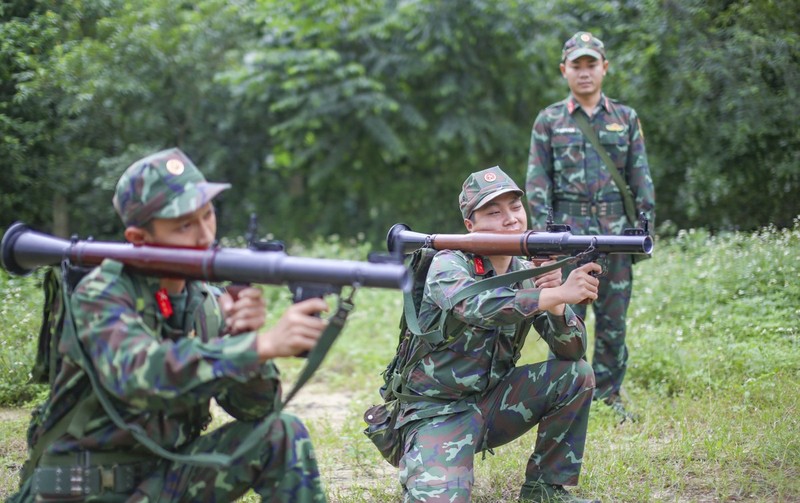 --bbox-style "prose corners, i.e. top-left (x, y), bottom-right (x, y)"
top-left (526, 93), bottom-right (655, 235)
top-left (396, 250), bottom-right (587, 426)
top-left (39, 259), bottom-right (280, 458)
